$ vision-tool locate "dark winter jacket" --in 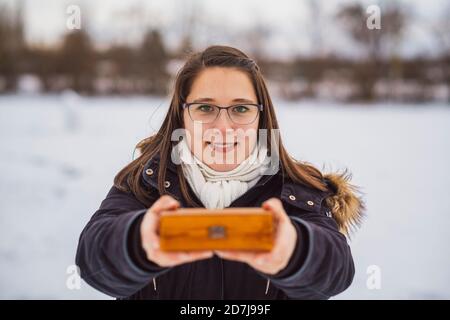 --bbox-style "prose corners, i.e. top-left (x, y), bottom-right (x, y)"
top-left (75, 153), bottom-right (365, 299)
